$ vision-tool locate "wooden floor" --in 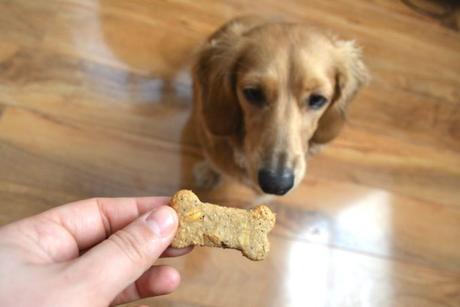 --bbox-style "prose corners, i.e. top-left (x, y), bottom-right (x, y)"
top-left (1, 0), bottom-right (460, 306)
